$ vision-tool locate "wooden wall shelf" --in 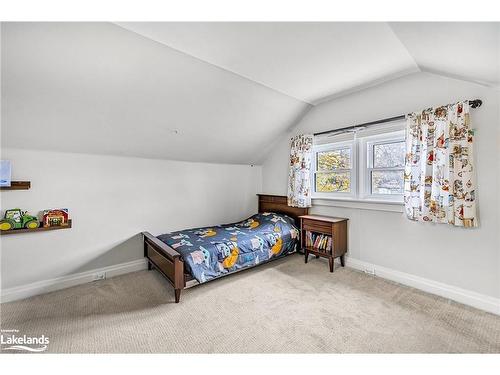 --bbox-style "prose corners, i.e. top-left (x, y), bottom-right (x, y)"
top-left (0, 181), bottom-right (31, 190)
top-left (0, 220), bottom-right (72, 235)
